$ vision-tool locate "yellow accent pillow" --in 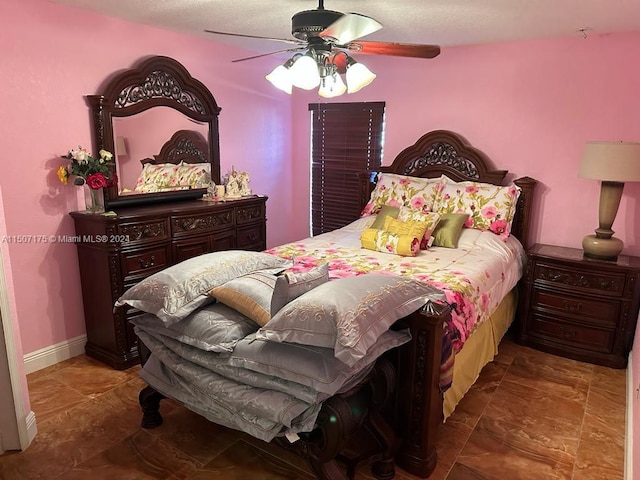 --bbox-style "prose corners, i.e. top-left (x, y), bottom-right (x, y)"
top-left (360, 228), bottom-right (421, 256)
top-left (383, 216), bottom-right (429, 239)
